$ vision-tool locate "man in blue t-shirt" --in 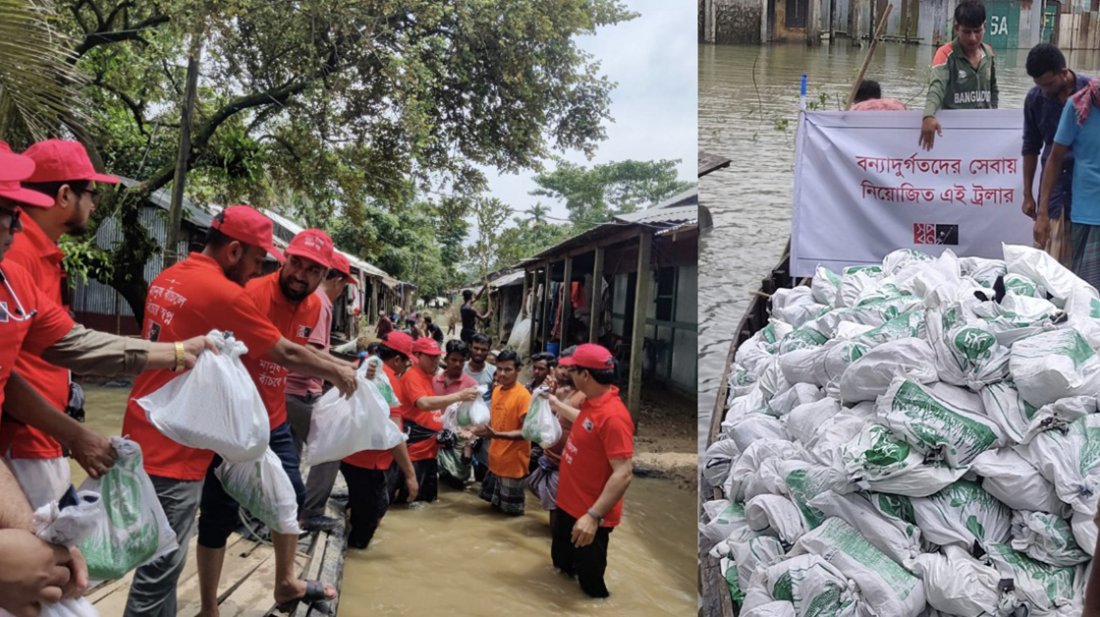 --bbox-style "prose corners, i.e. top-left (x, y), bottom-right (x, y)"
top-left (1022, 43), bottom-right (1091, 267)
top-left (1035, 78), bottom-right (1100, 289)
